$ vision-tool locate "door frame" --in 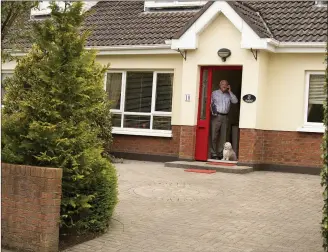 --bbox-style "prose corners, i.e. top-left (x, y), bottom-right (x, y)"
top-left (194, 65), bottom-right (243, 161)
